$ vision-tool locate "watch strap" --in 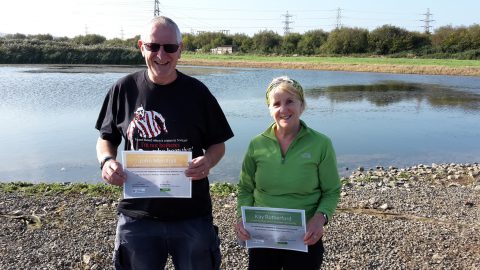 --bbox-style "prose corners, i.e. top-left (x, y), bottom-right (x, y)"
top-left (321, 212), bottom-right (328, 226)
top-left (100, 156), bottom-right (113, 170)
